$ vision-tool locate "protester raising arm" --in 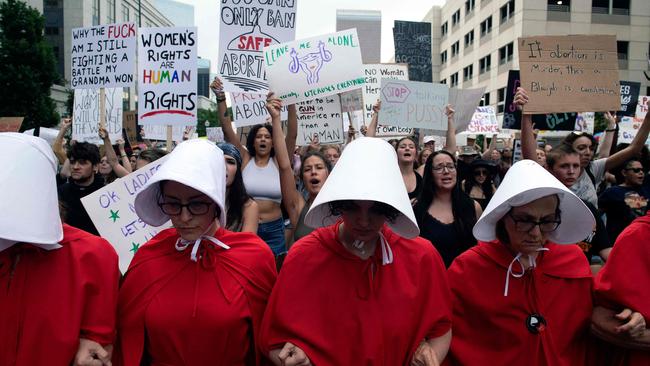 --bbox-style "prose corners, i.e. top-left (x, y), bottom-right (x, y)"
top-left (443, 104), bottom-right (457, 154)
top-left (603, 100), bottom-right (650, 171)
top-left (365, 100), bottom-right (380, 138)
top-left (514, 88), bottom-right (539, 163)
top-left (285, 104), bottom-right (298, 159)
top-left (481, 134), bottom-right (498, 160)
top-left (597, 111), bottom-right (618, 159)
top-left (210, 77), bottom-right (251, 167)
top-left (99, 127), bottom-right (130, 177)
top-left (53, 118), bottom-right (71, 165)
